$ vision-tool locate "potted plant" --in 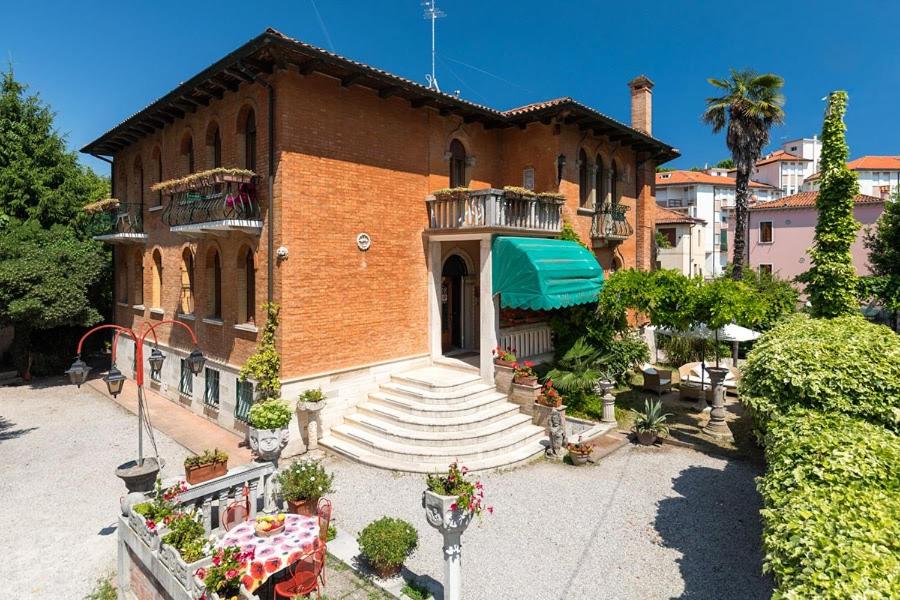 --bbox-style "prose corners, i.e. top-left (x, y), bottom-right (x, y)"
top-left (631, 398), bottom-right (671, 446)
top-left (195, 545), bottom-right (255, 600)
top-left (491, 346), bottom-right (517, 368)
top-left (536, 379), bottom-right (563, 408)
top-left (276, 459), bottom-right (334, 516)
top-left (512, 361), bottom-right (538, 386)
top-left (357, 517), bottom-right (419, 579)
top-left (297, 388), bottom-right (327, 411)
top-left (159, 511), bottom-right (209, 588)
top-left (184, 449), bottom-right (229, 485)
top-left (423, 462), bottom-right (492, 530)
top-left (247, 399), bottom-right (291, 463)
top-left (130, 479), bottom-right (187, 548)
top-left (566, 436), bottom-right (593, 465)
